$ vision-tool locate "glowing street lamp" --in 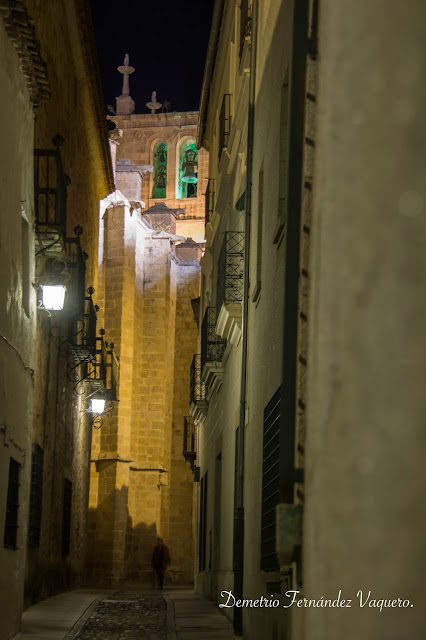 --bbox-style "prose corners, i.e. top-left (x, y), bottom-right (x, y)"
top-left (90, 394), bottom-right (106, 414)
top-left (41, 284), bottom-right (66, 311)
